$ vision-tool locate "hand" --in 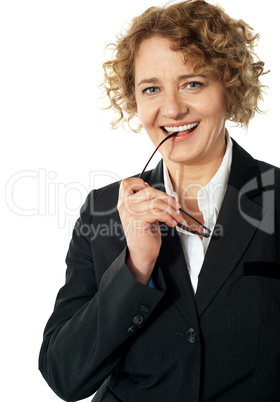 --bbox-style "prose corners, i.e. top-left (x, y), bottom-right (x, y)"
top-left (118, 178), bottom-right (182, 285)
